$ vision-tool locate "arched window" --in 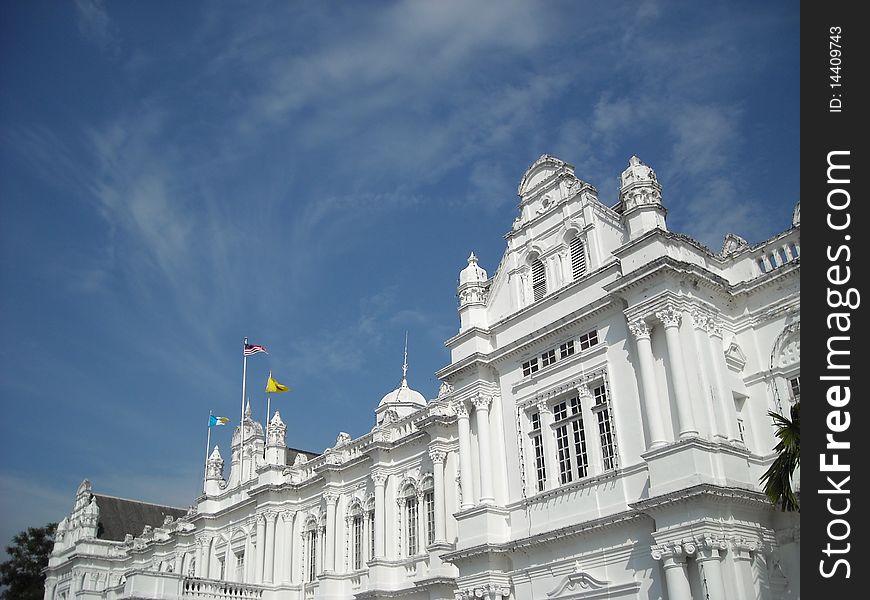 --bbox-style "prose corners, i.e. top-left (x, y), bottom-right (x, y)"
top-left (366, 499), bottom-right (375, 561)
top-left (188, 557), bottom-right (196, 578)
top-left (570, 235), bottom-right (587, 279)
top-left (350, 504), bottom-right (364, 570)
top-left (304, 519), bottom-right (319, 582)
top-left (402, 486), bottom-right (419, 556)
top-left (421, 478), bottom-right (435, 547)
top-left (531, 258), bottom-right (546, 301)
